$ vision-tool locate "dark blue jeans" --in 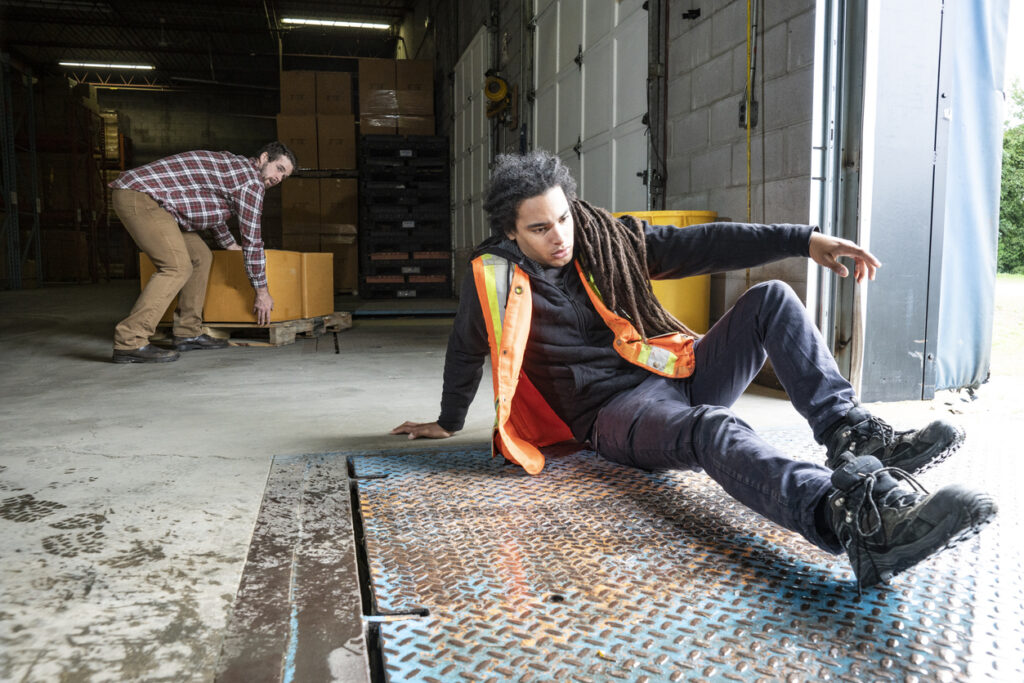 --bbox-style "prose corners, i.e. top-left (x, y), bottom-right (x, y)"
top-left (590, 281), bottom-right (856, 552)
